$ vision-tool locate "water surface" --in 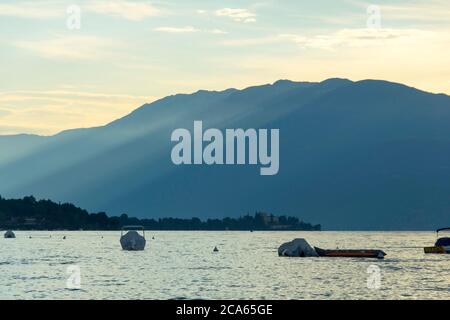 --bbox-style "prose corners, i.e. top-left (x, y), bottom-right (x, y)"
top-left (0, 231), bottom-right (449, 299)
